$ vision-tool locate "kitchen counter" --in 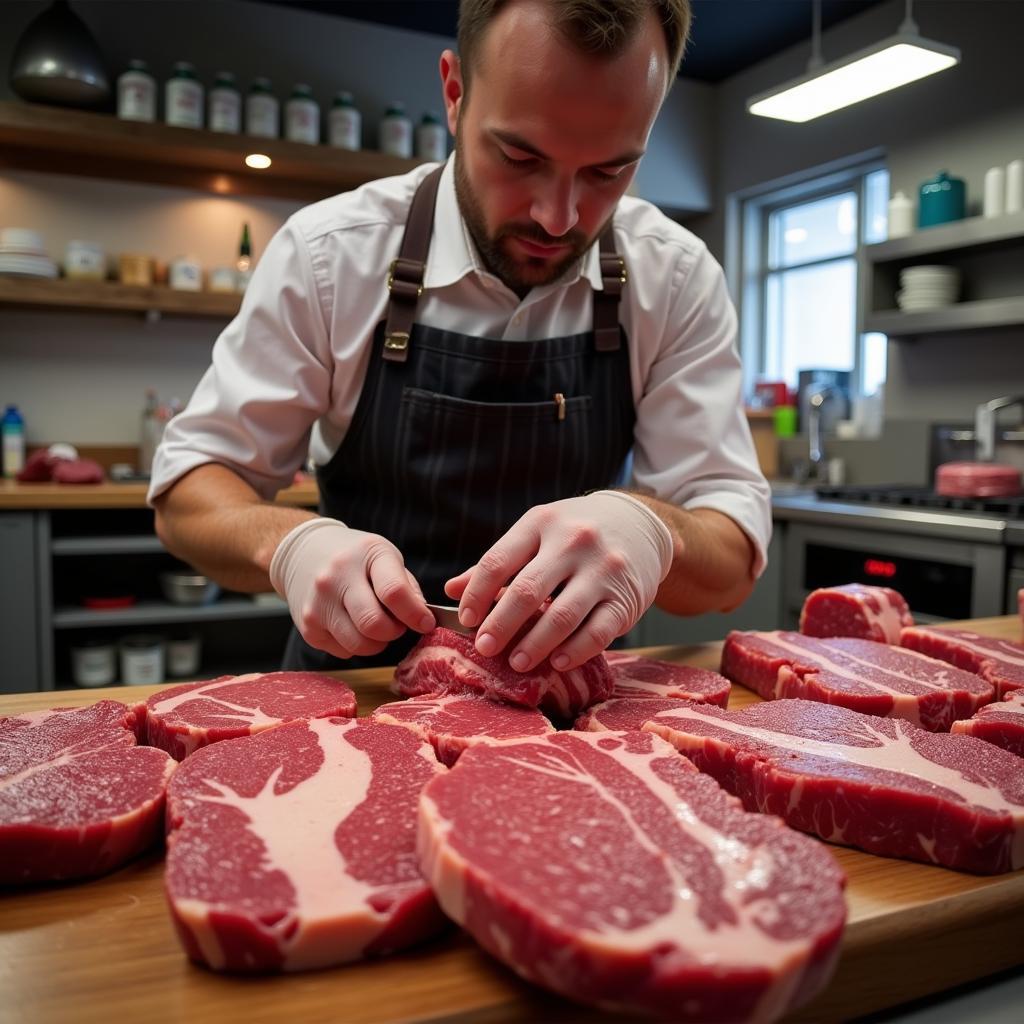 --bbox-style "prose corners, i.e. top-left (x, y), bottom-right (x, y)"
top-left (2, 616), bottom-right (1022, 1024)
